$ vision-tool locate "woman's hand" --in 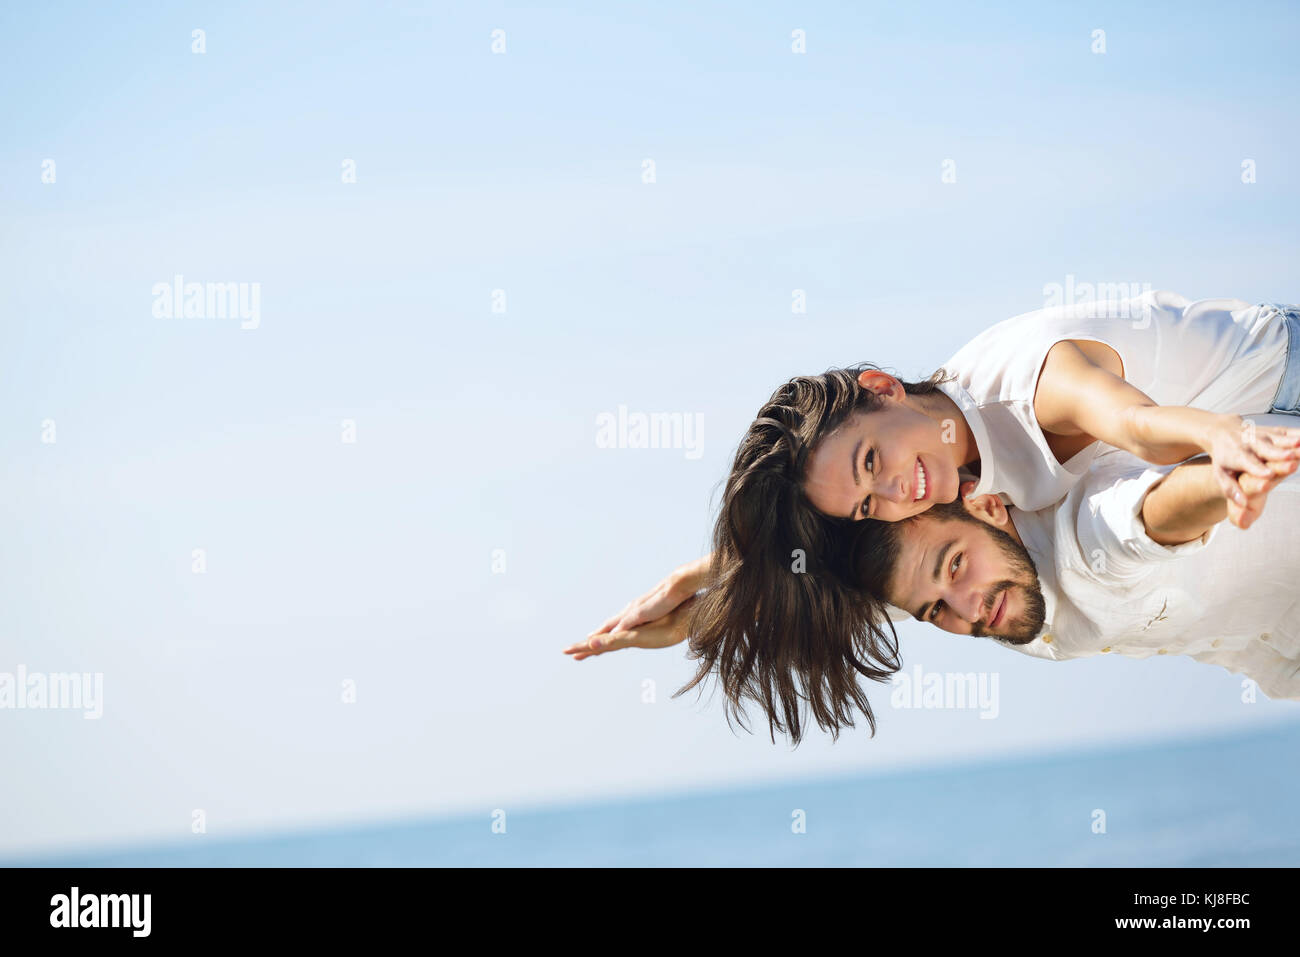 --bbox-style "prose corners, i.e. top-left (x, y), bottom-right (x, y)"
top-left (586, 555), bottom-right (711, 638)
top-left (1204, 414), bottom-right (1300, 509)
top-left (563, 597), bottom-right (697, 661)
